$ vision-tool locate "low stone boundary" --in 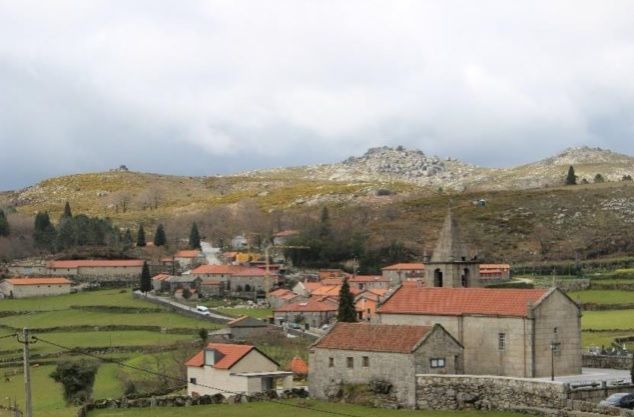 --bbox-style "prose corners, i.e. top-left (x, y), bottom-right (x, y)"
top-left (568, 399), bottom-right (634, 417)
top-left (415, 374), bottom-right (568, 411)
top-left (582, 354), bottom-right (633, 370)
top-left (133, 291), bottom-right (231, 324)
top-left (76, 389), bottom-right (309, 417)
top-left (568, 384), bottom-right (634, 403)
top-left (581, 303), bottom-right (634, 311)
